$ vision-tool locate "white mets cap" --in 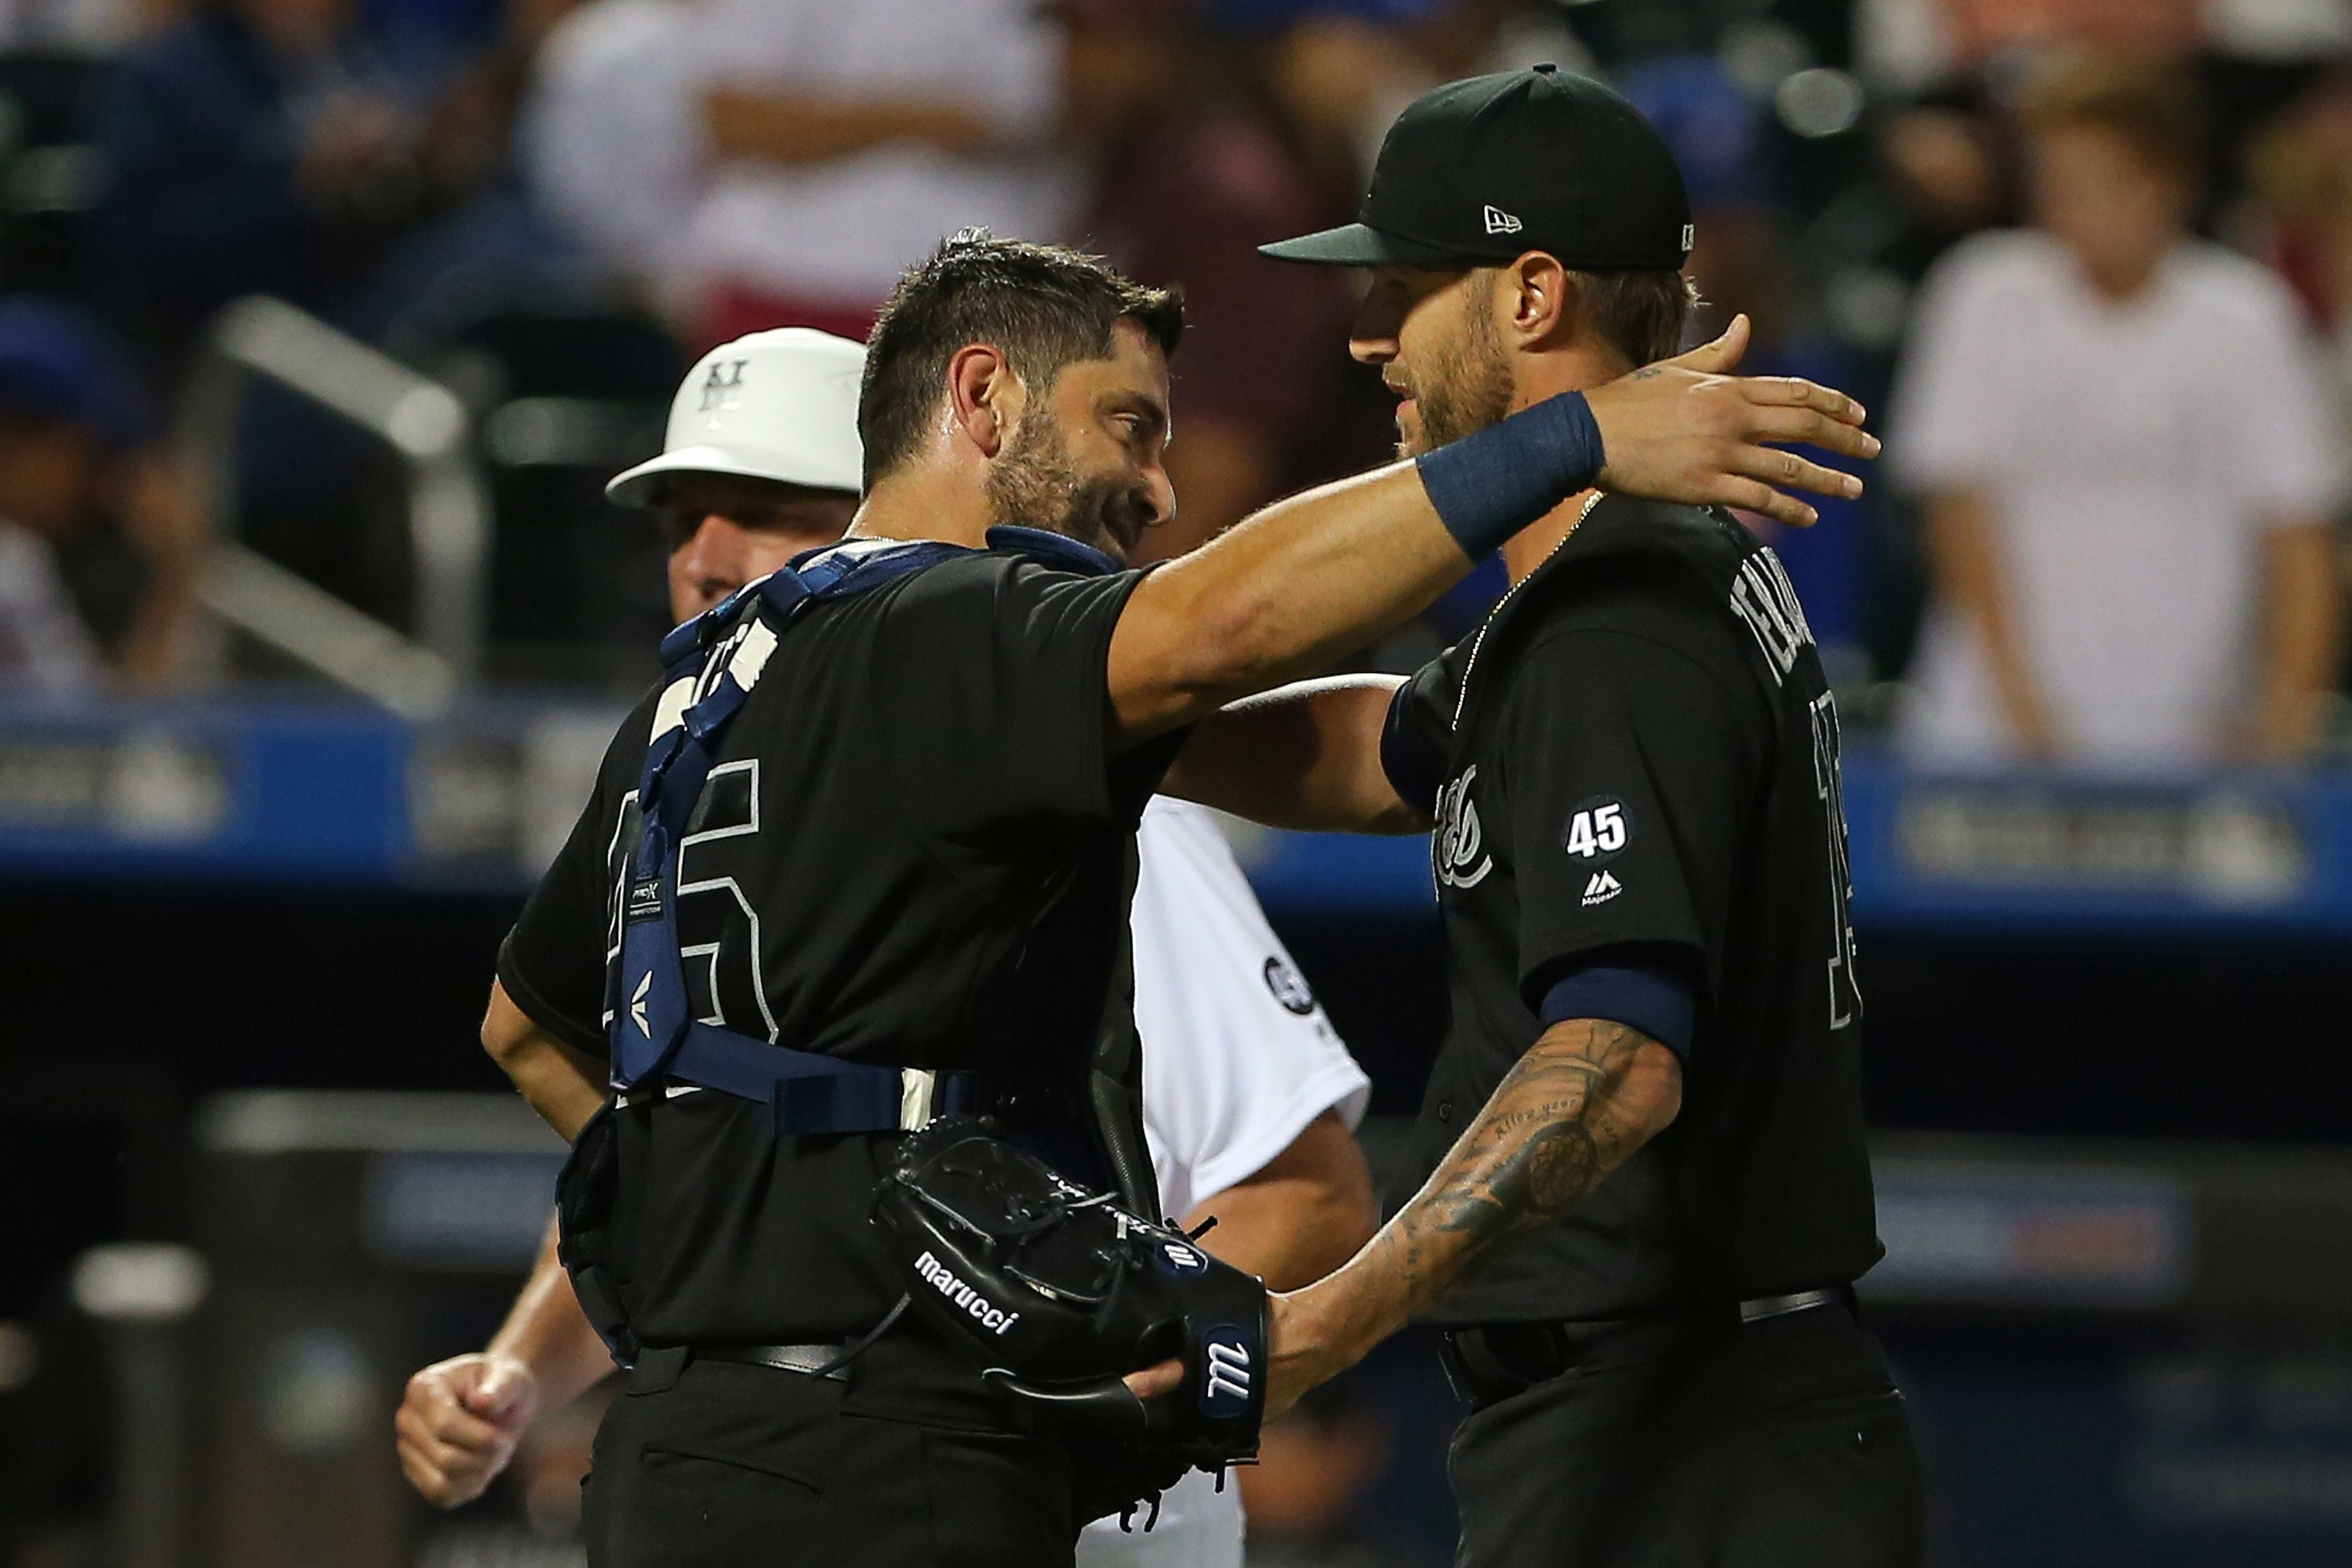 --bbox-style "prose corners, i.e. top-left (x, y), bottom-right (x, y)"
top-left (605, 326), bottom-right (865, 507)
